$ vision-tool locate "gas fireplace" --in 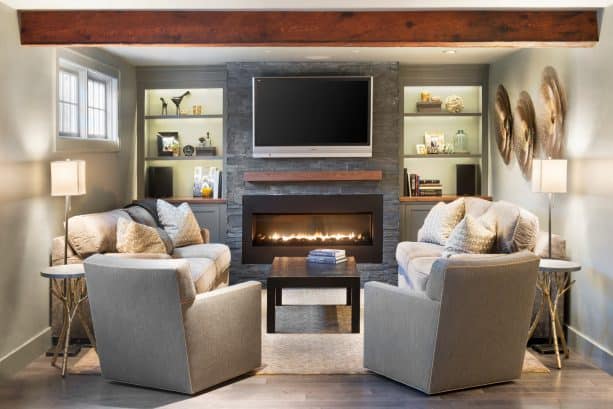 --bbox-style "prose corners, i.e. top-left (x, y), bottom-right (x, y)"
top-left (242, 194), bottom-right (383, 264)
